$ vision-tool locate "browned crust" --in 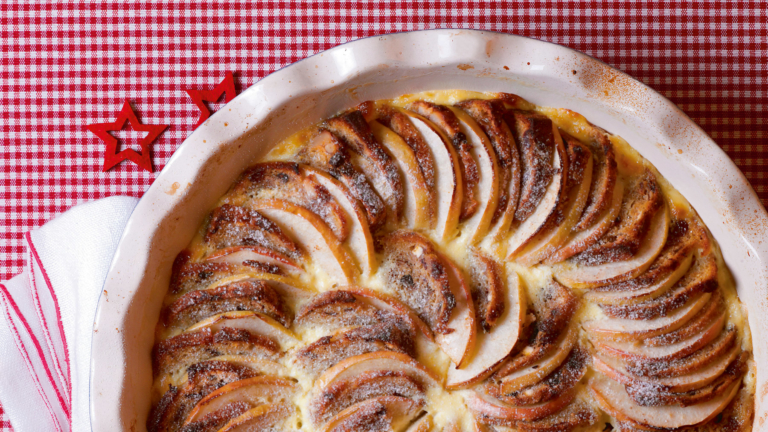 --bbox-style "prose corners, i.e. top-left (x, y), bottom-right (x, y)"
top-left (326, 110), bottom-right (404, 222)
top-left (468, 248), bottom-right (506, 331)
top-left (376, 107), bottom-right (436, 191)
top-left (573, 169), bottom-right (663, 265)
top-left (553, 132), bottom-right (593, 227)
top-left (625, 352), bottom-right (748, 407)
top-left (298, 130), bottom-right (387, 230)
top-left (293, 322), bottom-right (416, 375)
top-left (153, 327), bottom-right (280, 379)
top-left (408, 100), bottom-right (480, 220)
top-left (204, 204), bottom-right (302, 260)
top-left (627, 325), bottom-right (737, 379)
top-left (505, 110), bottom-right (556, 222)
top-left (169, 252), bottom-right (236, 294)
top-left (148, 361), bottom-right (257, 432)
top-left (494, 281), bottom-right (579, 378)
top-left (488, 347), bottom-right (588, 406)
top-left (500, 400), bottom-right (598, 432)
top-left (178, 402), bottom-right (251, 432)
top-left (380, 230), bottom-right (456, 334)
top-left (163, 279), bottom-right (290, 330)
top-left (232, 162), bottom-right (349, 241)
top-left (456, 99), bottom-right (521, 225)
top-left (310, 370), bottom-right (425, 425)
top-left (575, 125), bottom-right (618, 230)
top-left (601, 254), bottom-right (718, 320)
